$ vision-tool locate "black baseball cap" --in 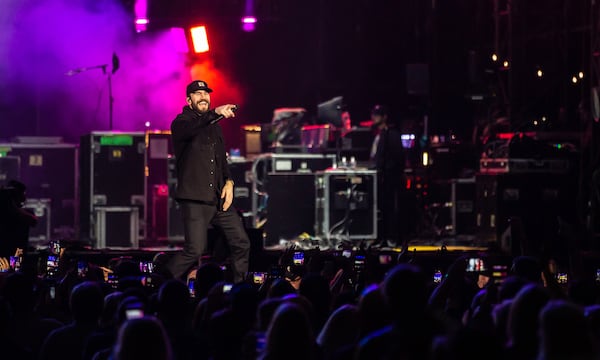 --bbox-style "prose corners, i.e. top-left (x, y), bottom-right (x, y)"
top-left (371, 104), bottom-right (389, 116)
top-left (186, 80), bottom-right (213, 96)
